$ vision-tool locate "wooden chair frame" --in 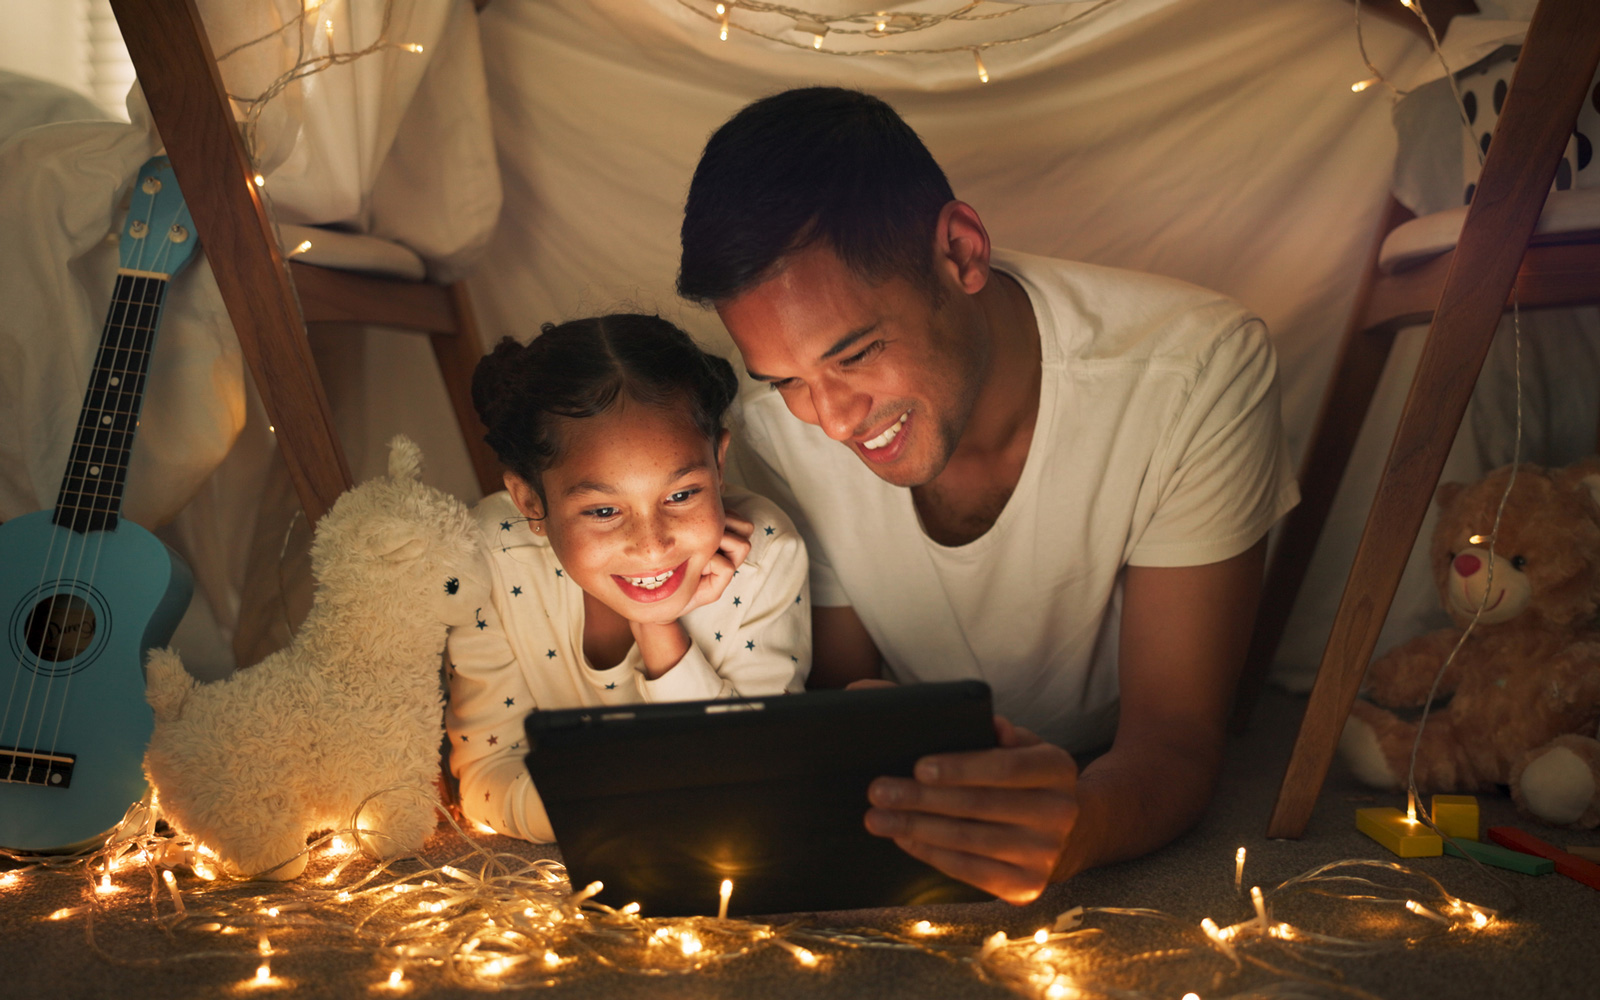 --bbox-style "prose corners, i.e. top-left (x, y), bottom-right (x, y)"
top-left (110, 0), bottom-right (500, 524)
